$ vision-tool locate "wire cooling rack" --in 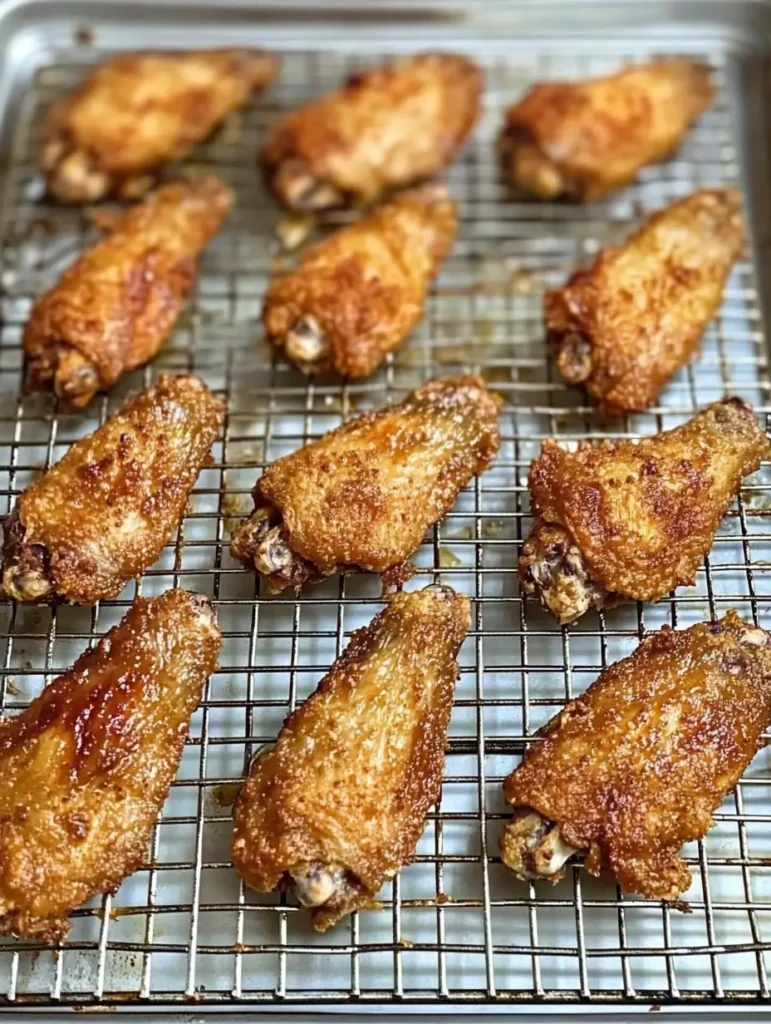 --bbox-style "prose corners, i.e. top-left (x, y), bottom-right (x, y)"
top-left (0, 30), bottom-right (769, 1012)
